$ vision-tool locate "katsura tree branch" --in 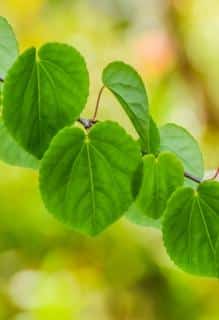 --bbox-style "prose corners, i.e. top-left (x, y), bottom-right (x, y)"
top-left (92, 85), bottom-right (105, 122)
top-left (184, 168), bottom-right (219, 184)
top-left (77, 86), bottom-right (105, 129)
top-left (207, 168), bottom-right (219, 180)
top-left (0, 75), bottom-right (214, 186)
top-left (184, 172), bottom-right (202, 184)
top-left (78, 118), bottom-right (97, 129)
